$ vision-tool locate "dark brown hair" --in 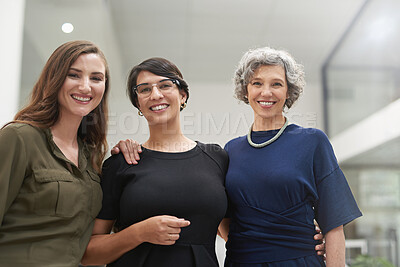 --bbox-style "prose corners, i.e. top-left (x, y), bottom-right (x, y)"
top-left (127, 57), bottom-right (189, 111)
